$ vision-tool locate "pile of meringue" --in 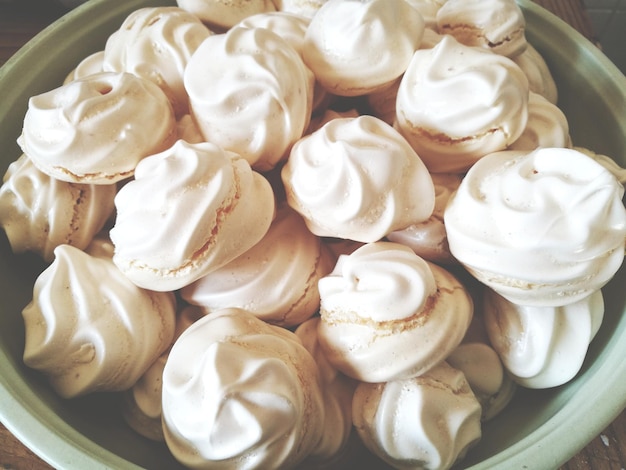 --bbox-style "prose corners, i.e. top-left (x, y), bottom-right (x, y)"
top-left (1, 0), bottom-right (625, 469)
